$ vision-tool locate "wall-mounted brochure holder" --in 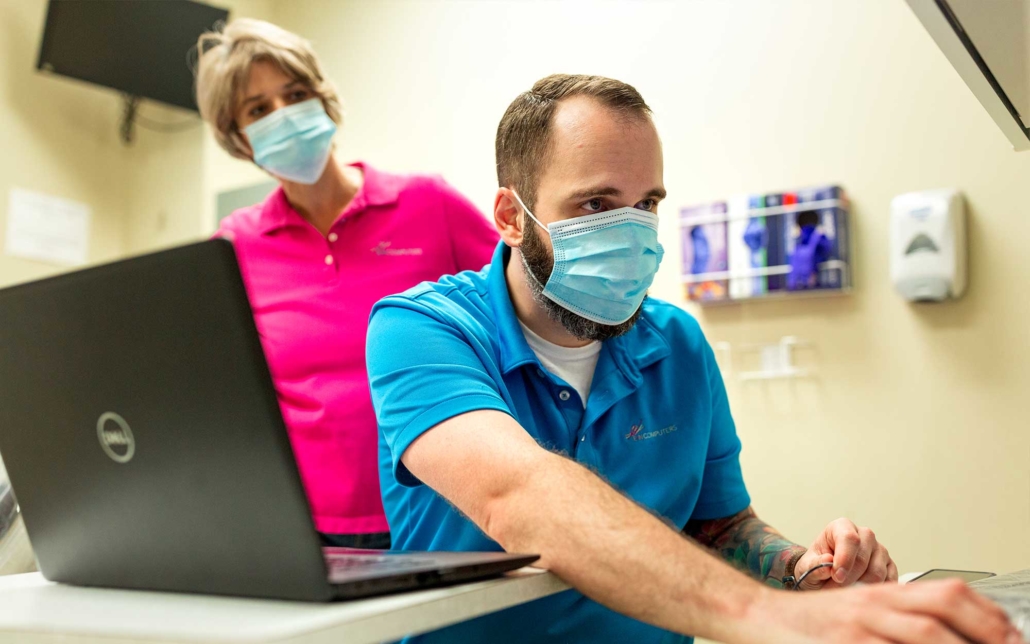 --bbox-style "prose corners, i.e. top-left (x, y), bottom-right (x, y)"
top-left (680, 185), bottom-right (852, 305)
